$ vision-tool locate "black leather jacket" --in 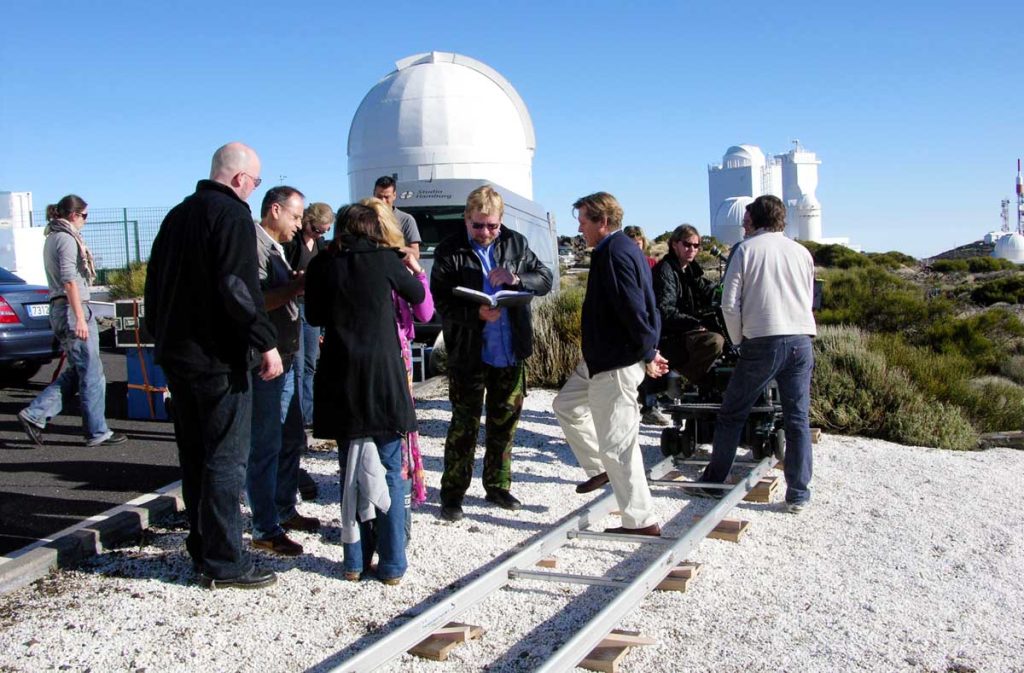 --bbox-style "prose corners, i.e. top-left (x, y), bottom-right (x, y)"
top-left (430, 228), bottom-right (553, 370)
top-left (652, 255), bottom-right (716, 336)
